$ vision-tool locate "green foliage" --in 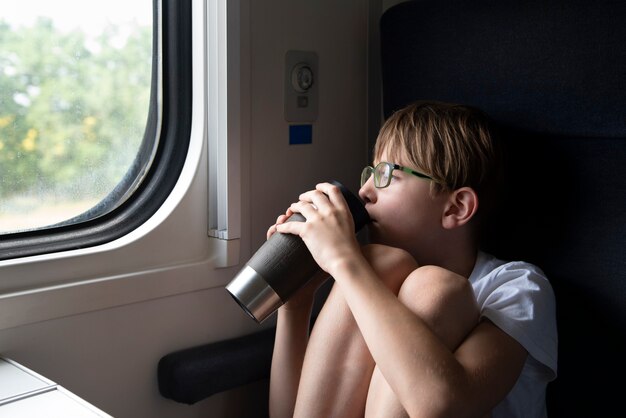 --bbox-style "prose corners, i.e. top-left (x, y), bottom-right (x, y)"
top-left (0, 18), bottom-right (152, 201)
